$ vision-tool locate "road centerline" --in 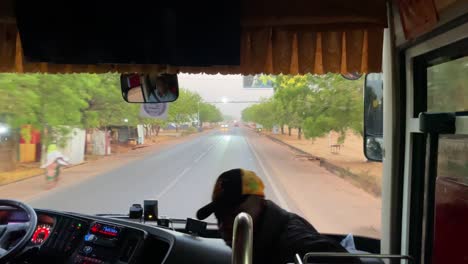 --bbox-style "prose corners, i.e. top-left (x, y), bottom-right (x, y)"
top-left (156, 136), bottom-right (221, 200)
top-left (156, 166), bottom-right (192, 200)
